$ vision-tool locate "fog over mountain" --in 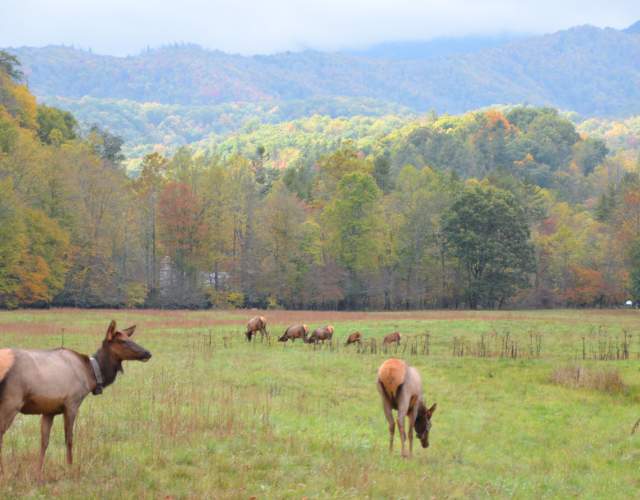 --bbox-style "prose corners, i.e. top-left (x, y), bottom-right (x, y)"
top-left (2, 0), bottom-right (639, 55)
